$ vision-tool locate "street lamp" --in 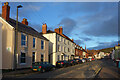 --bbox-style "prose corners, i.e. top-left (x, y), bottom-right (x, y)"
top-left (14, 5), bottom-right (22, 70)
